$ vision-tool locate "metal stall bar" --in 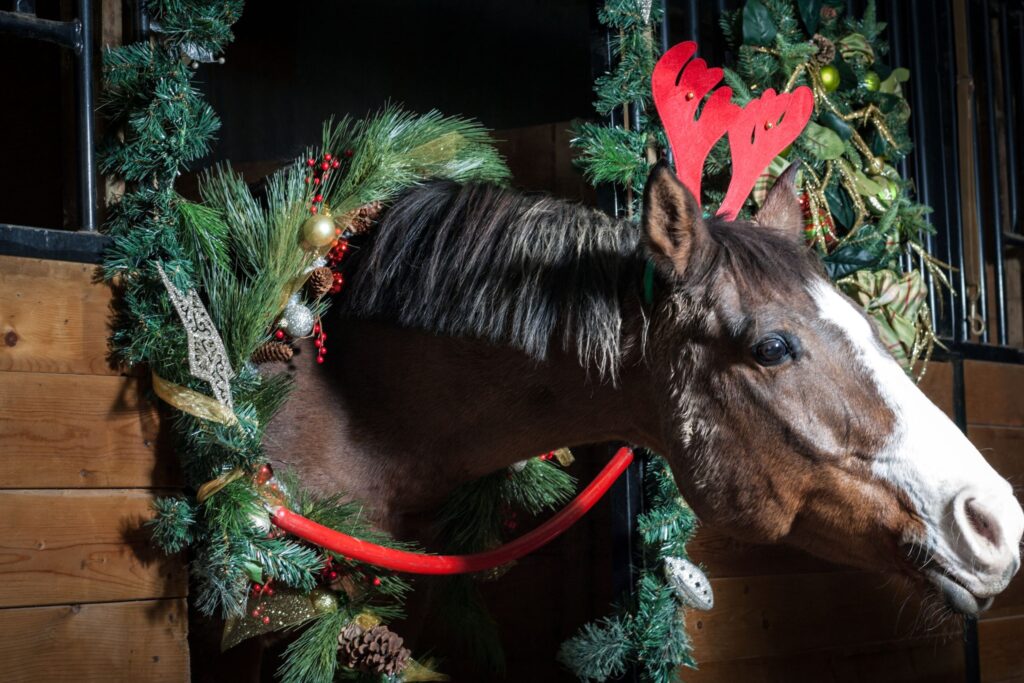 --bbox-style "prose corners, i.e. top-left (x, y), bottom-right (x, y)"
top-left (964, 0), bottom-right (990, 343)
top-left (0, 0), bottom-right (96, 233)
top-left (979, 0), bottom-right (1008, 345)
top-left (999, 2), bottom-right (1019, 238)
